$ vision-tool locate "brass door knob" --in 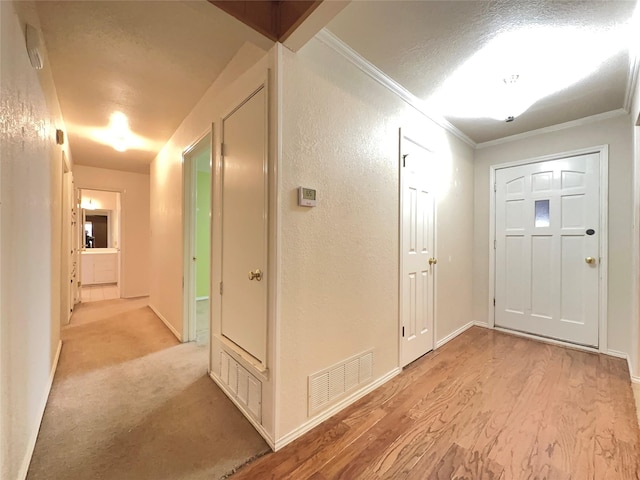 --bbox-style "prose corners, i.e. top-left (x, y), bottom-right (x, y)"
top-left (248, 269), bottom-right (263, 281)
top-left (429, 258), bottom-right (437, 266)
top-left (585, 257), bottom-right (596, 265)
